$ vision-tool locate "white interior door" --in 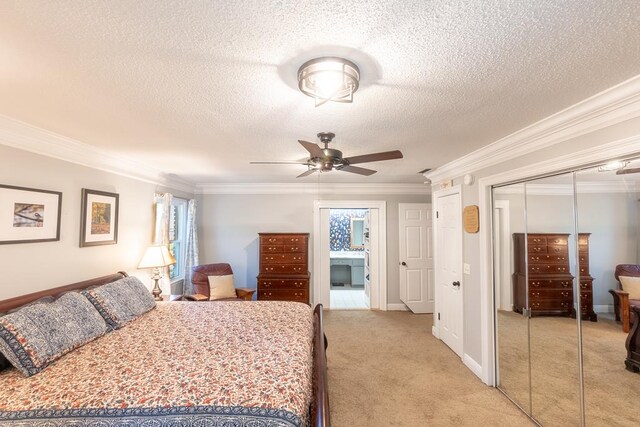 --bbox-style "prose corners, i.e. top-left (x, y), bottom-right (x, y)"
top-left (399, 203), bottom-right (434, 313)
top-left (436, 190), bottom-right (463, 357)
